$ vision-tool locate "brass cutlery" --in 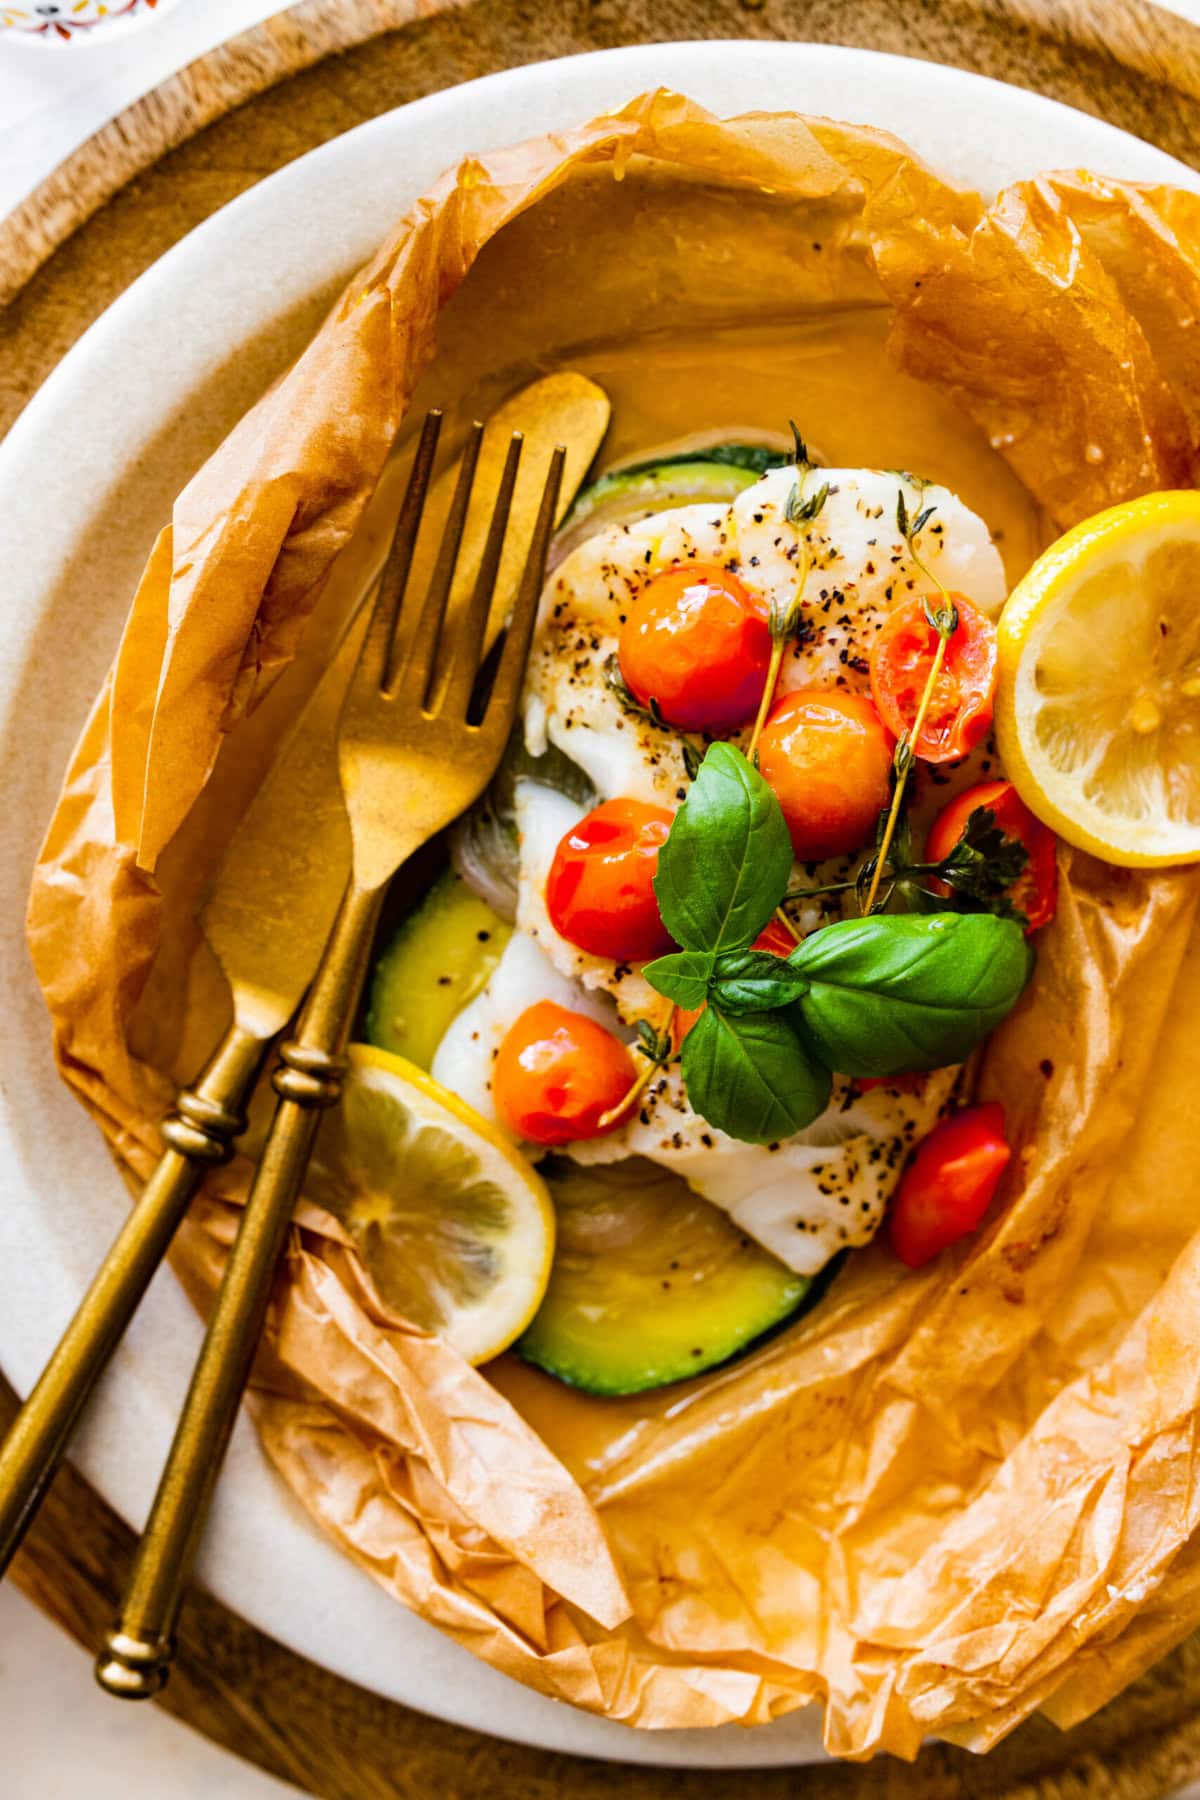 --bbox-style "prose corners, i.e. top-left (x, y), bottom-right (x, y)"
top-left (0, 593), bottom-right (361, 1583)
top-left (95, 410), bottom-right (563, 1697)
